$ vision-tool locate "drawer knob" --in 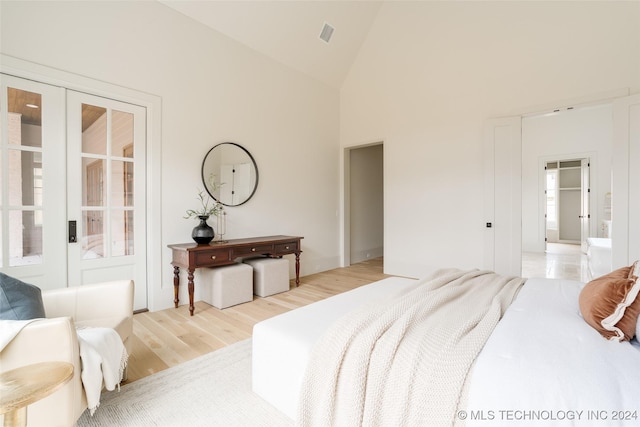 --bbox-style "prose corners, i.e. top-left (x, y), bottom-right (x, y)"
top-left (285, 246), bottom-right (290, 250)
top-left (211, 255), bottom-right (216, 260)
top-left (251, 248), bottom-right (256, 252)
